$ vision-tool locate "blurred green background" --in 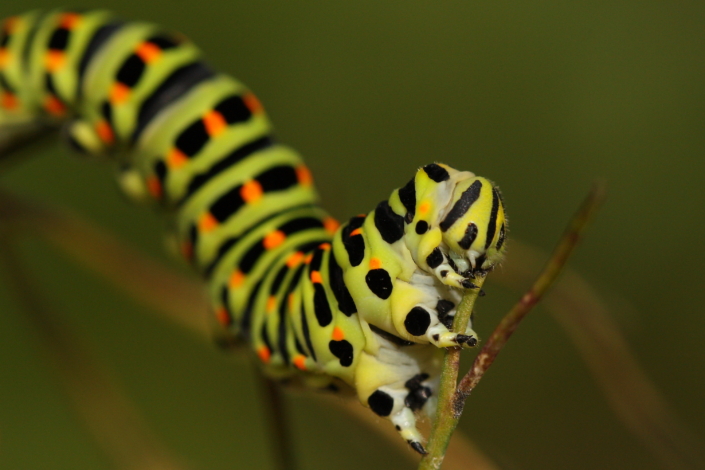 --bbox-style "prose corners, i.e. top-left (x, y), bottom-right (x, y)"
top-left (1, 1), bottom-right (704, 469)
